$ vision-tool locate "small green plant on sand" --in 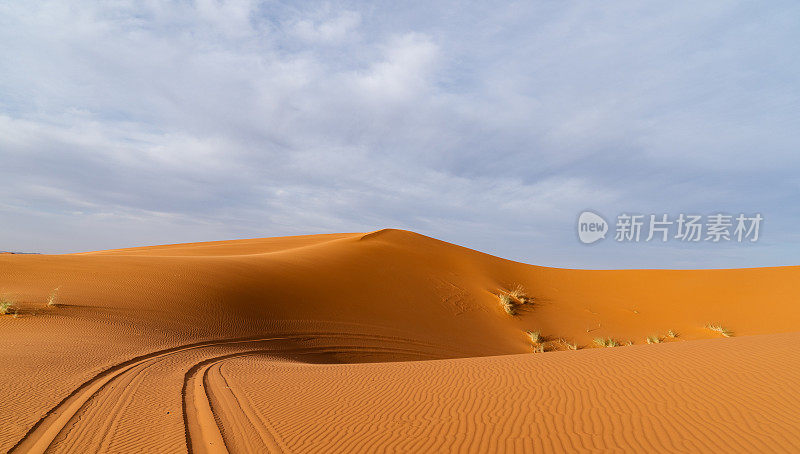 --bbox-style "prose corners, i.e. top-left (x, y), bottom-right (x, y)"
top-left (593, 337), bottom-right (619, 348)
top-left (706, 324), bottom-right (733, 337)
